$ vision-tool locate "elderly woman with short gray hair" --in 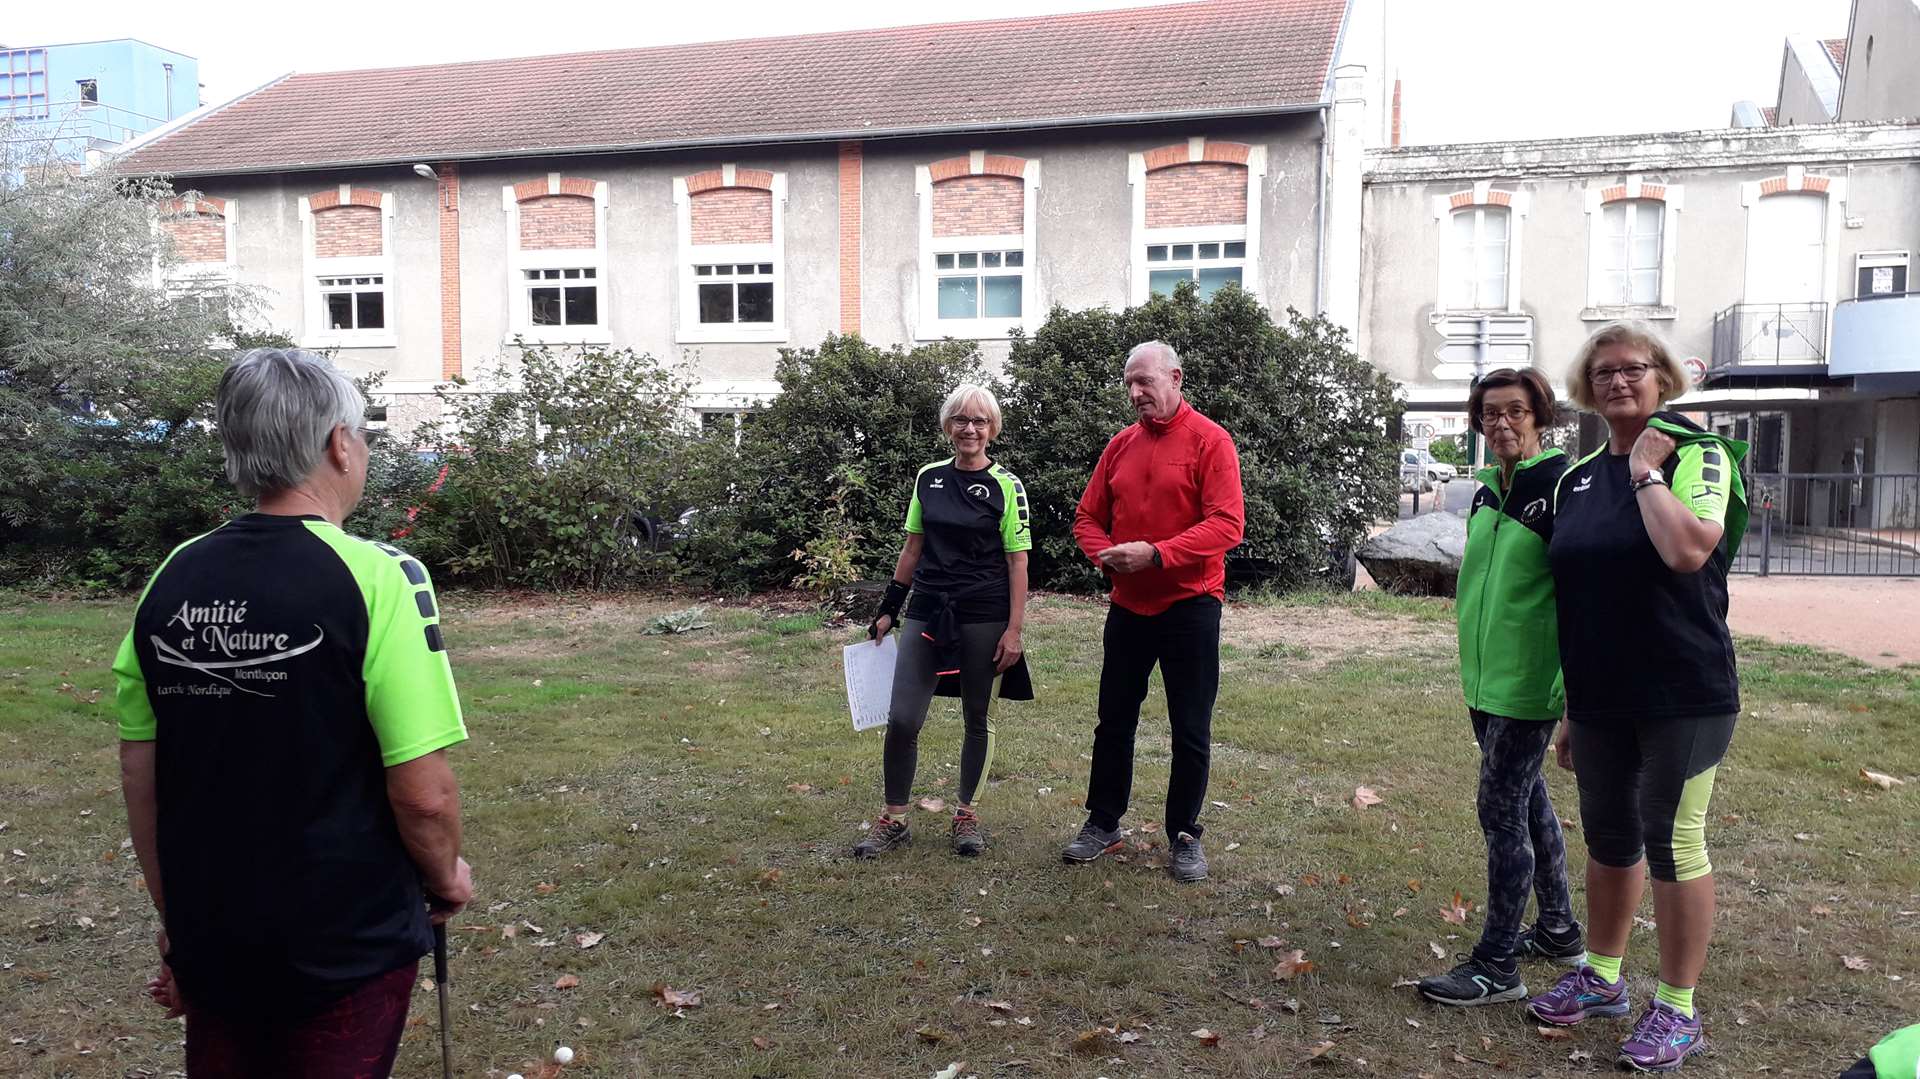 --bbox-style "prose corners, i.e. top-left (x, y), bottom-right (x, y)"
top-left (113, 348), bottom-right (473, 1077)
